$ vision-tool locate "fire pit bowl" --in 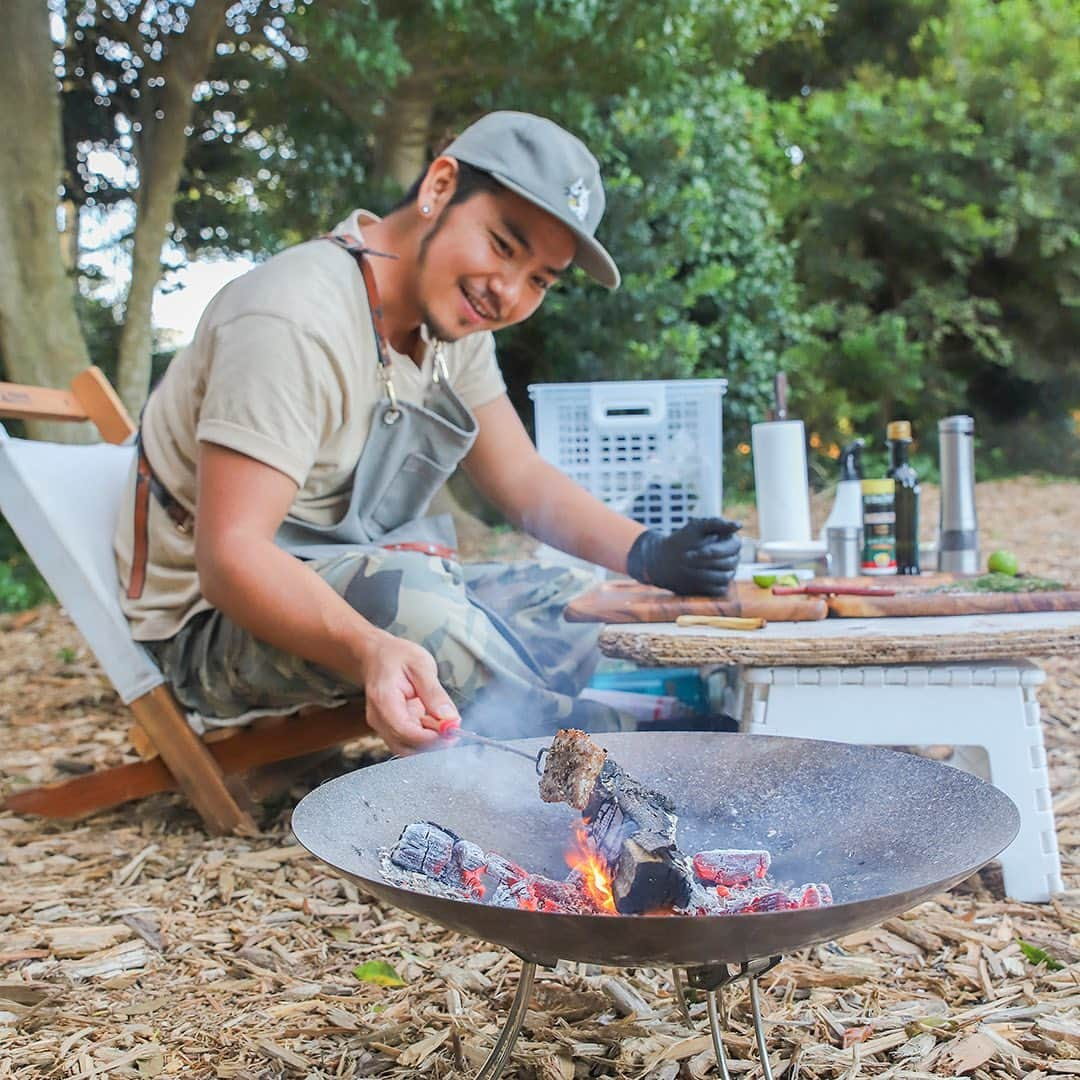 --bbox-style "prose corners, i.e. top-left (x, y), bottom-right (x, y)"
top-left (292, 731), bottom-right (1018, 968)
